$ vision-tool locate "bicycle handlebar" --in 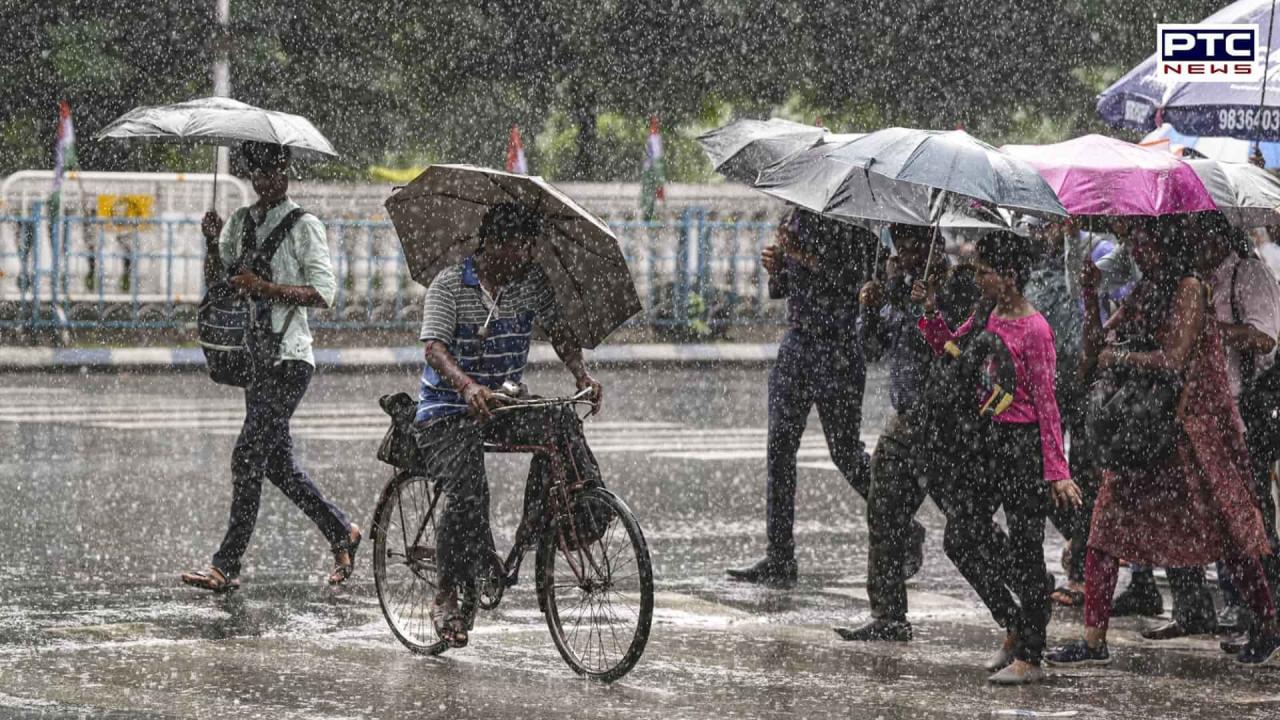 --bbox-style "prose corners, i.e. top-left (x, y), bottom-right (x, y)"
top-left (489, 387), bottom-right (597, 413)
